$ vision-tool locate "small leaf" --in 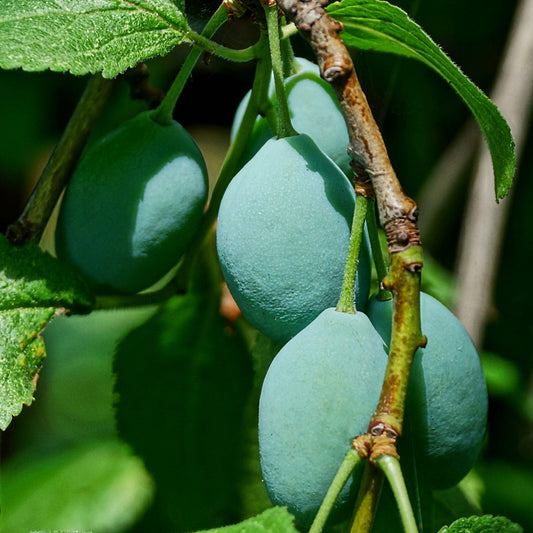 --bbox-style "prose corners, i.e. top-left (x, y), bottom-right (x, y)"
top-left (0, 234), bottom-right (94, 429)
top-left (114, 292), bottom-right (253, 531)
top-left (437, 514), bottom-right (523, 533)
top-left (327, 0), bottom-right (516, 200)
top-left (193, 507), bottom-right (299, 533)
top-left (0, 0), bottom-right (190, 78)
